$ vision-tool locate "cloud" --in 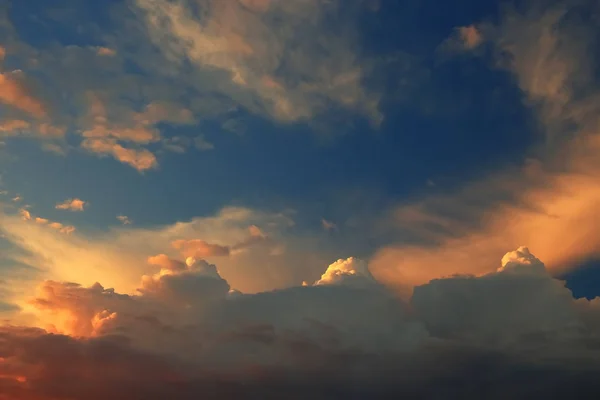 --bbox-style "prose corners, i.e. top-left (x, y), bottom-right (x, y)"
top-left (172, 239), bottom-right (231, 258)
top-left (0, 205), bottom-right (323, 295)
top-left (21, 254), bottom-right (426, 356)
top-left (457, 25), bottom-right (483, 49)
top-left (7, 207), bottom-right (76, 237)
top-left (0, 119), bottom-right (29, 135)
top-left (81, 95), bottom-right (161, 144)
top-left (411, 247), bottom-right (581, 347)
top-left (438, 24), bottom-right (484, 55)
top-left (0, 0), bottom-right (391, 175)
top-left (0, 71), bottom-right (46, 118)
top-left (314, 257), bottom-right (376, 288)
top-left (133, 0), bottom-right (383, 125)
top-left (321, 218), bottom-right (337, 231)
top-left (116, 215), bottom-right (132, 225)
top-left (96, 46), bottom-right (116, 57)
top-left (81, 138), bottom-right (158, 172)
top-left (18, 209), bottom-right (30, 221)
top-left (55, 198), bottom-right (87, 212)
top-left (6, 247), bottom-right (600, 398)
top-left (370, 1), bottom-right (600, 294)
